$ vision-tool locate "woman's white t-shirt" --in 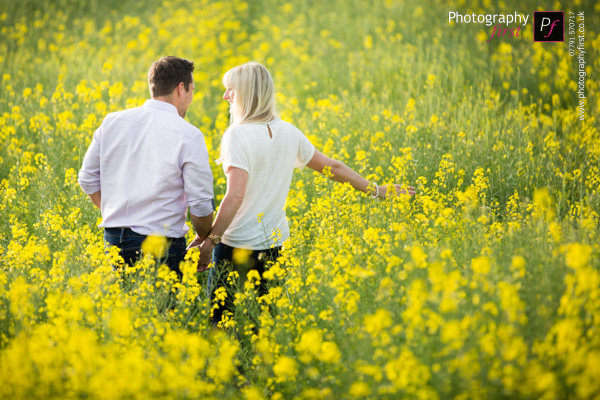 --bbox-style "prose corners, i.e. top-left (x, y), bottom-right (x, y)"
top-left (220, 118), bottom-right (315, 249)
